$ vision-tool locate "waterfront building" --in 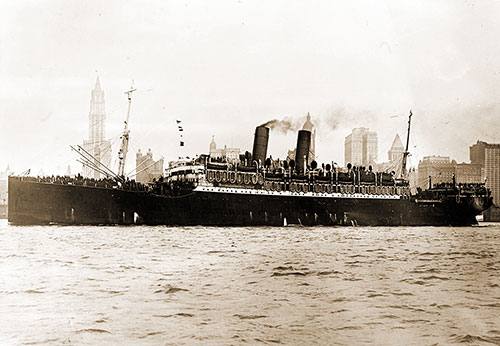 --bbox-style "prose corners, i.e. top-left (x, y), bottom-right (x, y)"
top-left (455, 163), bottom-right (483, 184)
top-left (136, 149), bottom-right (164, 183)
top-left (484, 144), bottom-right (500, 206)
top-left (82, 77), bottom-right (112, 179)
top-left (209, 136), bottom-right (240, 163)
top-left (467, 141), bottom-right (500, 220)
top-left (470, 140), bottom-right (488, 166)
top-left (417, 156), bottom-right (456, 190)
top-left (344, 128), bottom-right (378, 167)
top-left (466, 141), bottom-right (500, 204)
